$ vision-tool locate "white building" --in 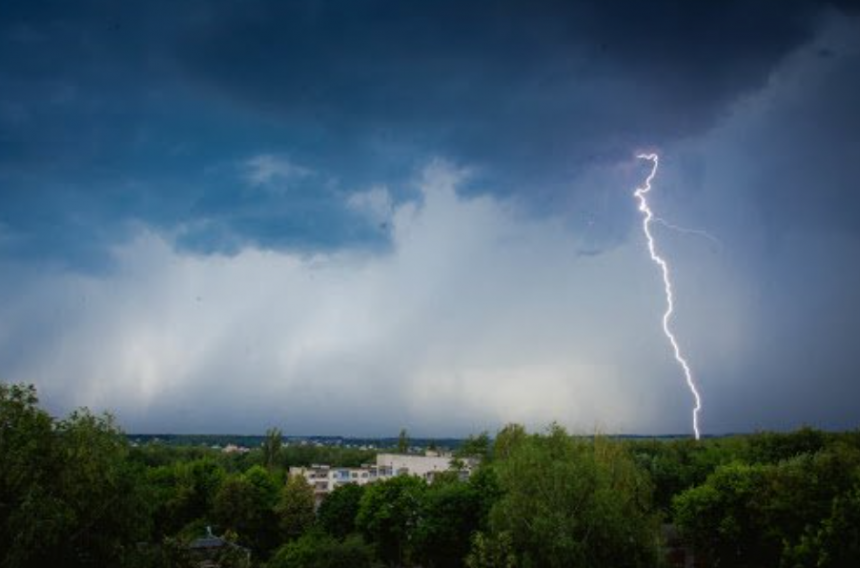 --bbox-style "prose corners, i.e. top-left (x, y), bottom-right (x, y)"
top-left (288, 463), bottom-right (394, 503)
top-left (375, 452), bottom-right (463, 482)
top-left (289, 451), bottom-right (471, 503)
